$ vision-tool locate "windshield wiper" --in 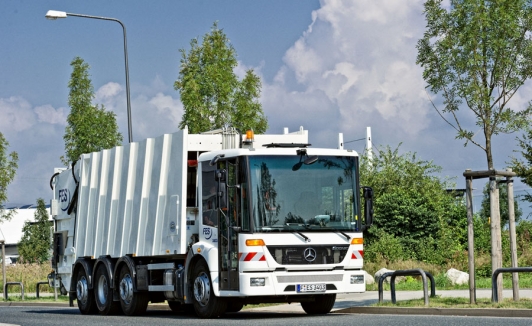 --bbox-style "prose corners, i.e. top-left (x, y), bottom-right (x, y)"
top-left (336, 230), bottom-right (351, 242)
top-left (285, 223), bottom-right (311, 243)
